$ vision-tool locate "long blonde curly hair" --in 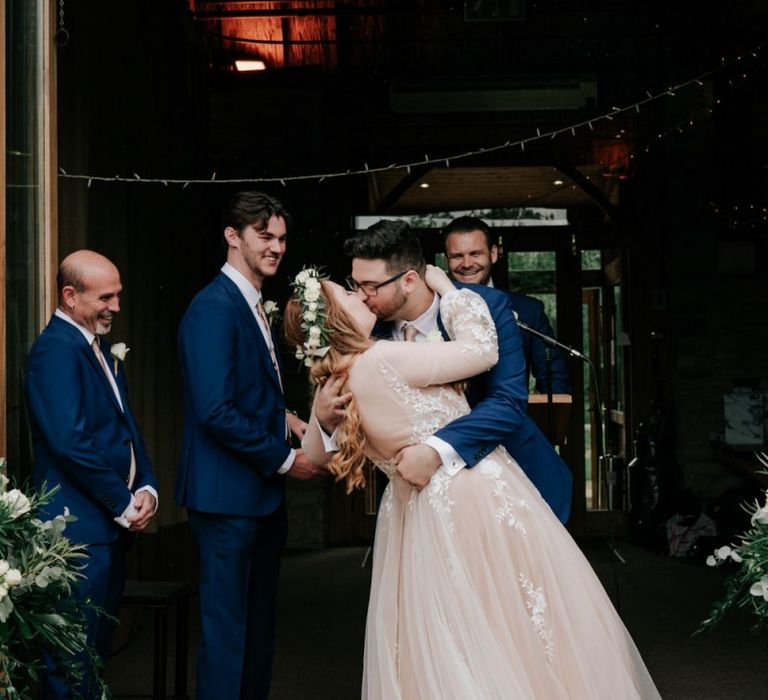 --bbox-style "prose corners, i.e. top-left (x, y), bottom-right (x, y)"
top-left (283, 280), bottom-right (373, 493)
